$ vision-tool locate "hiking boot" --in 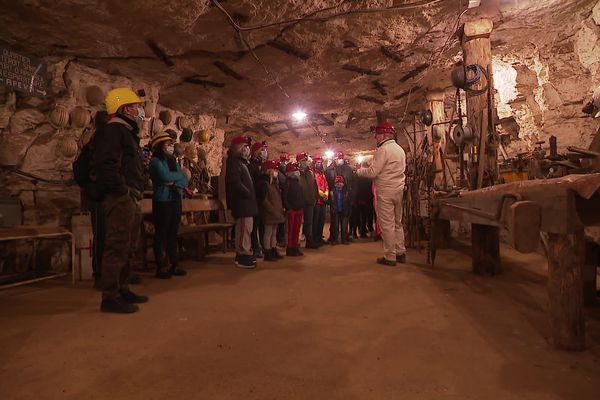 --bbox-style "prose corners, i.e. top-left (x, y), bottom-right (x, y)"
top-left (273, 248), bottom-right (284, 259)
top-left (235, 255), bottom-right (256, 269)
top-left (101, 298), bottom-right (139, 314)
top-left (396, 254), bottom-right (406, 264)
top-left (155, 269), bottom-right (172, 279)
top-left (253, 249), bottom-right (264, 259)
top-left (129, 274), bottom-right (142, 285)
top-left (170, 266), bottom-right (187, 276)
top-left (286, 247), bottom-right (298, 257)
top-left (120, 291), bottom-right (149, 304)
top-left (377, 257), bottom-right (397, 267)
top-left (264, 248), bottom-right (277, 261)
